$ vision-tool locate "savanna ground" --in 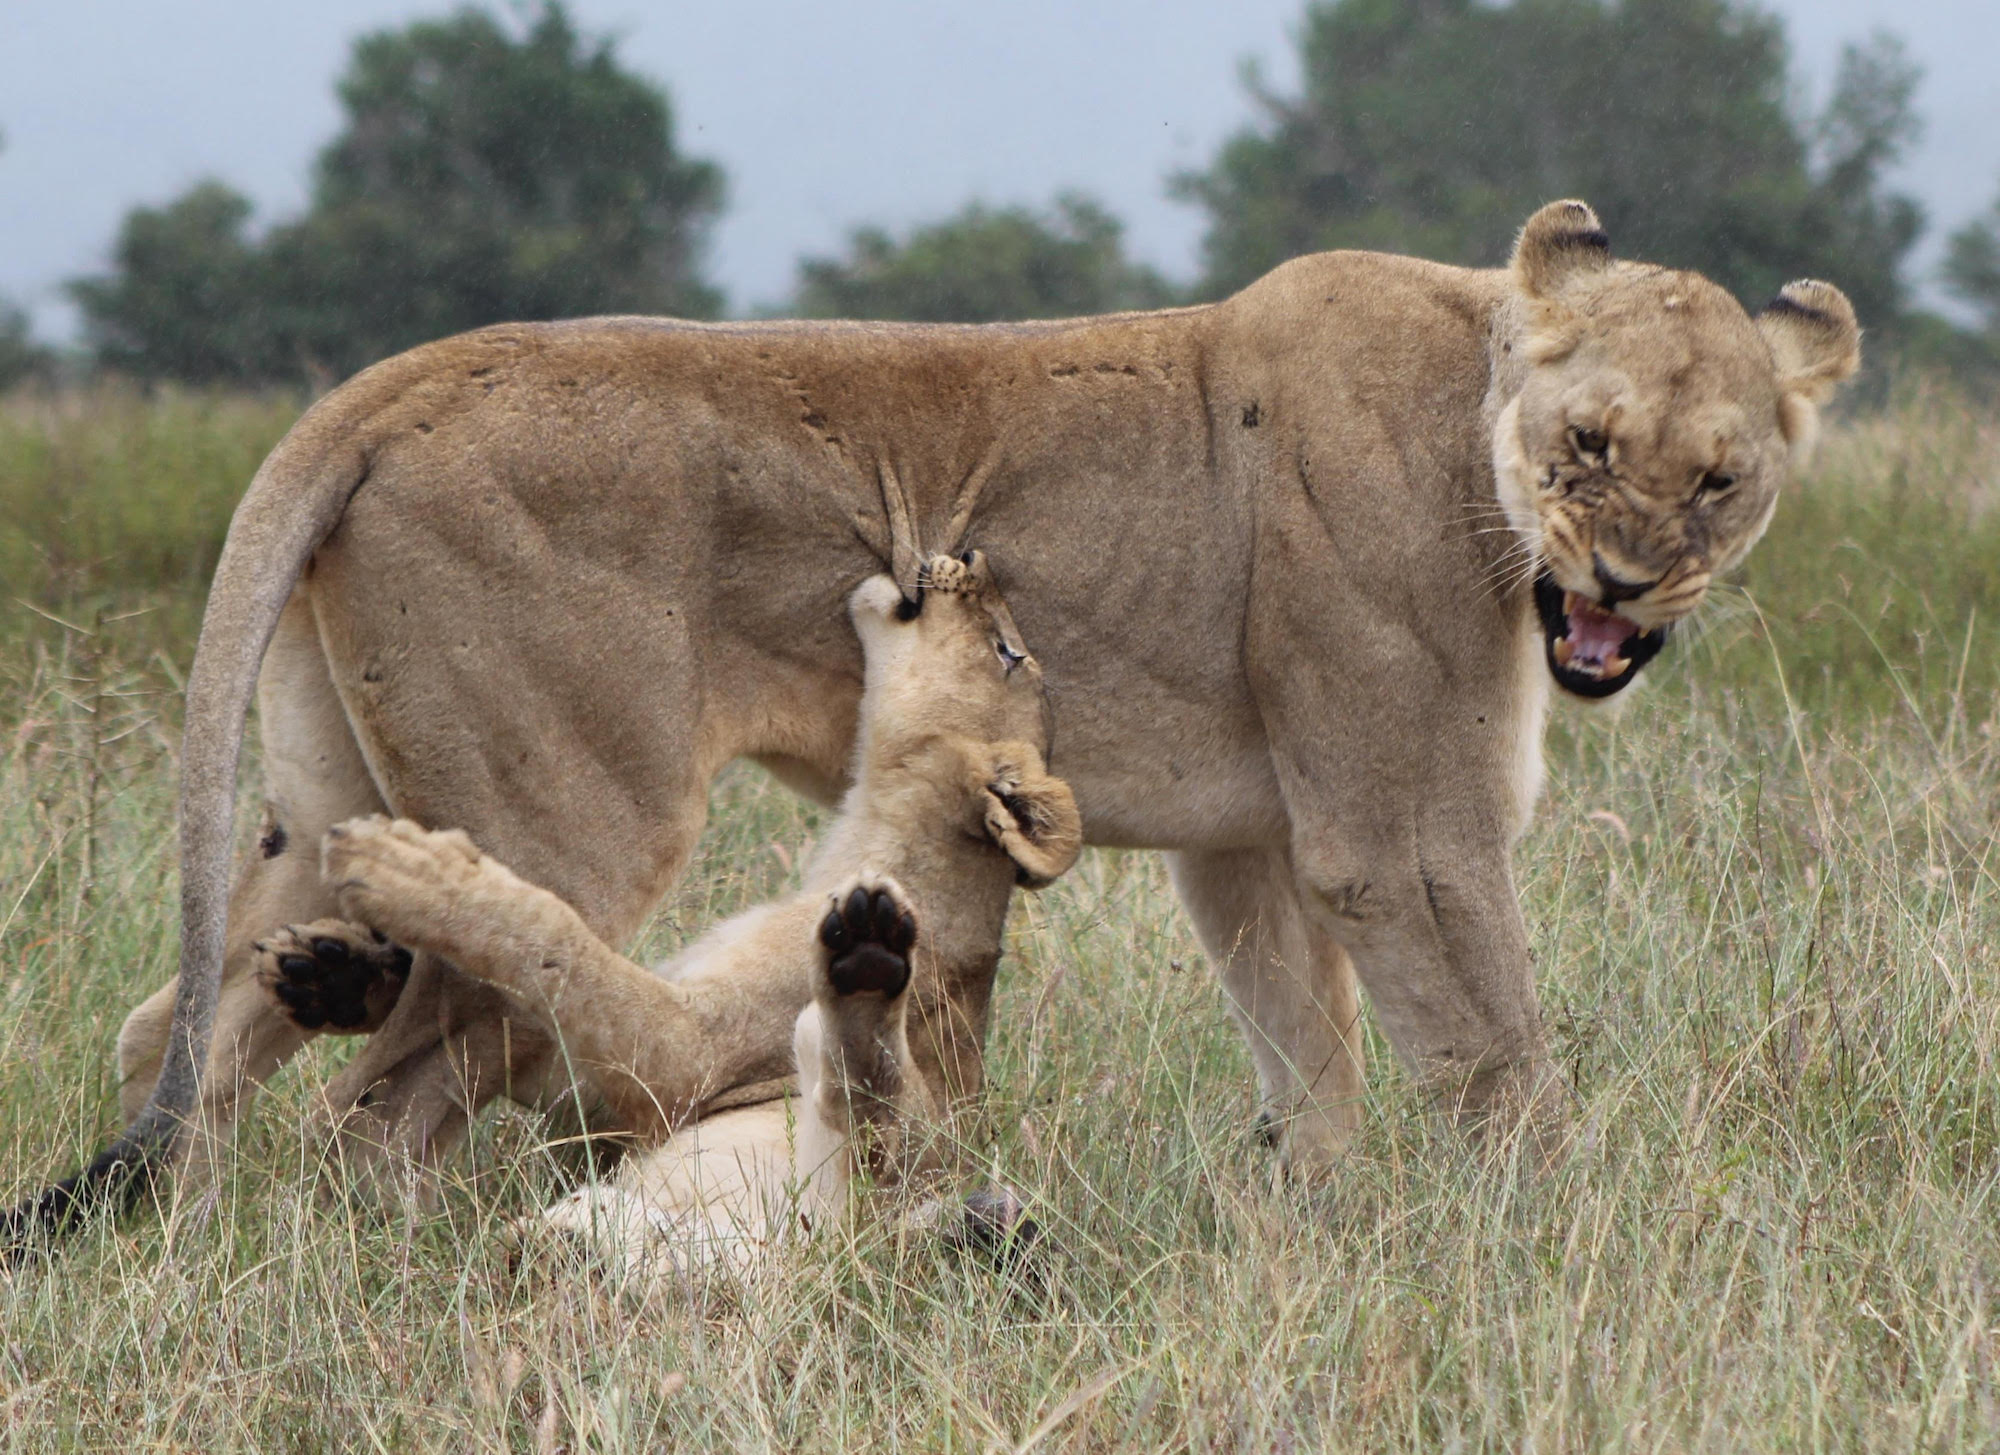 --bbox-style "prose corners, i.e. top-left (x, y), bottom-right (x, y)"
top-left (1, 382), bottom-right (1998, 1451)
